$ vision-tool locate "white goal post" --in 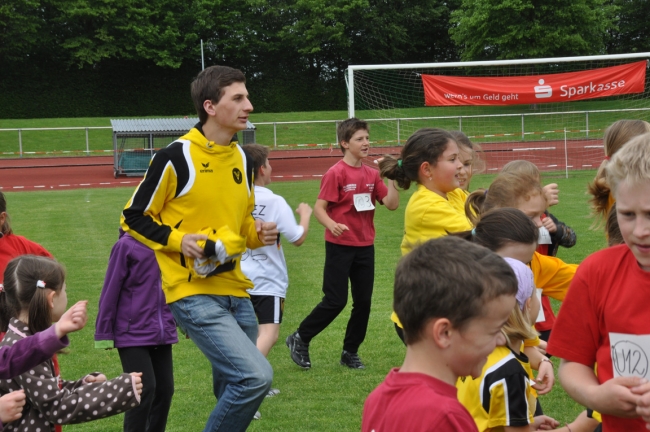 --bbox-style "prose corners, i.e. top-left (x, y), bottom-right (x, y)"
top-left (346, 53), bottom-right (650, 175)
